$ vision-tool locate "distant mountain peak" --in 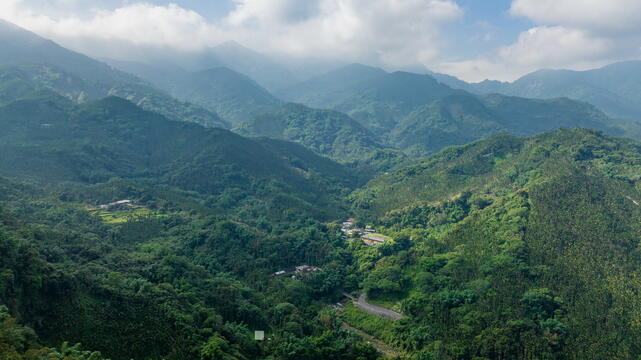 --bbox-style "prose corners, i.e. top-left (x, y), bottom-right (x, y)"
top-left (0, 18), bottom-right (27, 32)
top-left (214, 40), bottom-right (249, 51)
